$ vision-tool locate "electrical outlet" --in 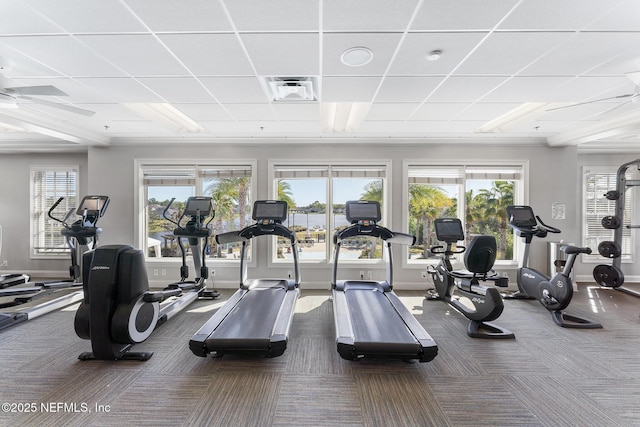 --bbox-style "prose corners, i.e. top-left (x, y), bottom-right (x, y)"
top-left (153, 269), bottom-right (159, 276)
top-left (287, 271), bottom-right (292, 278)
top-left (0, 260), bottom-right (7, 268)
top-left (421, 271), bottom-right (427, 278)
top-left (211, 269), bottom-right (216, 278)
top-left (161, 269), bottom-right (166, 276)
top-left (367, 271), bottom-right (372, 279)
top-left (359, 271), bottom-right (364, 279)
